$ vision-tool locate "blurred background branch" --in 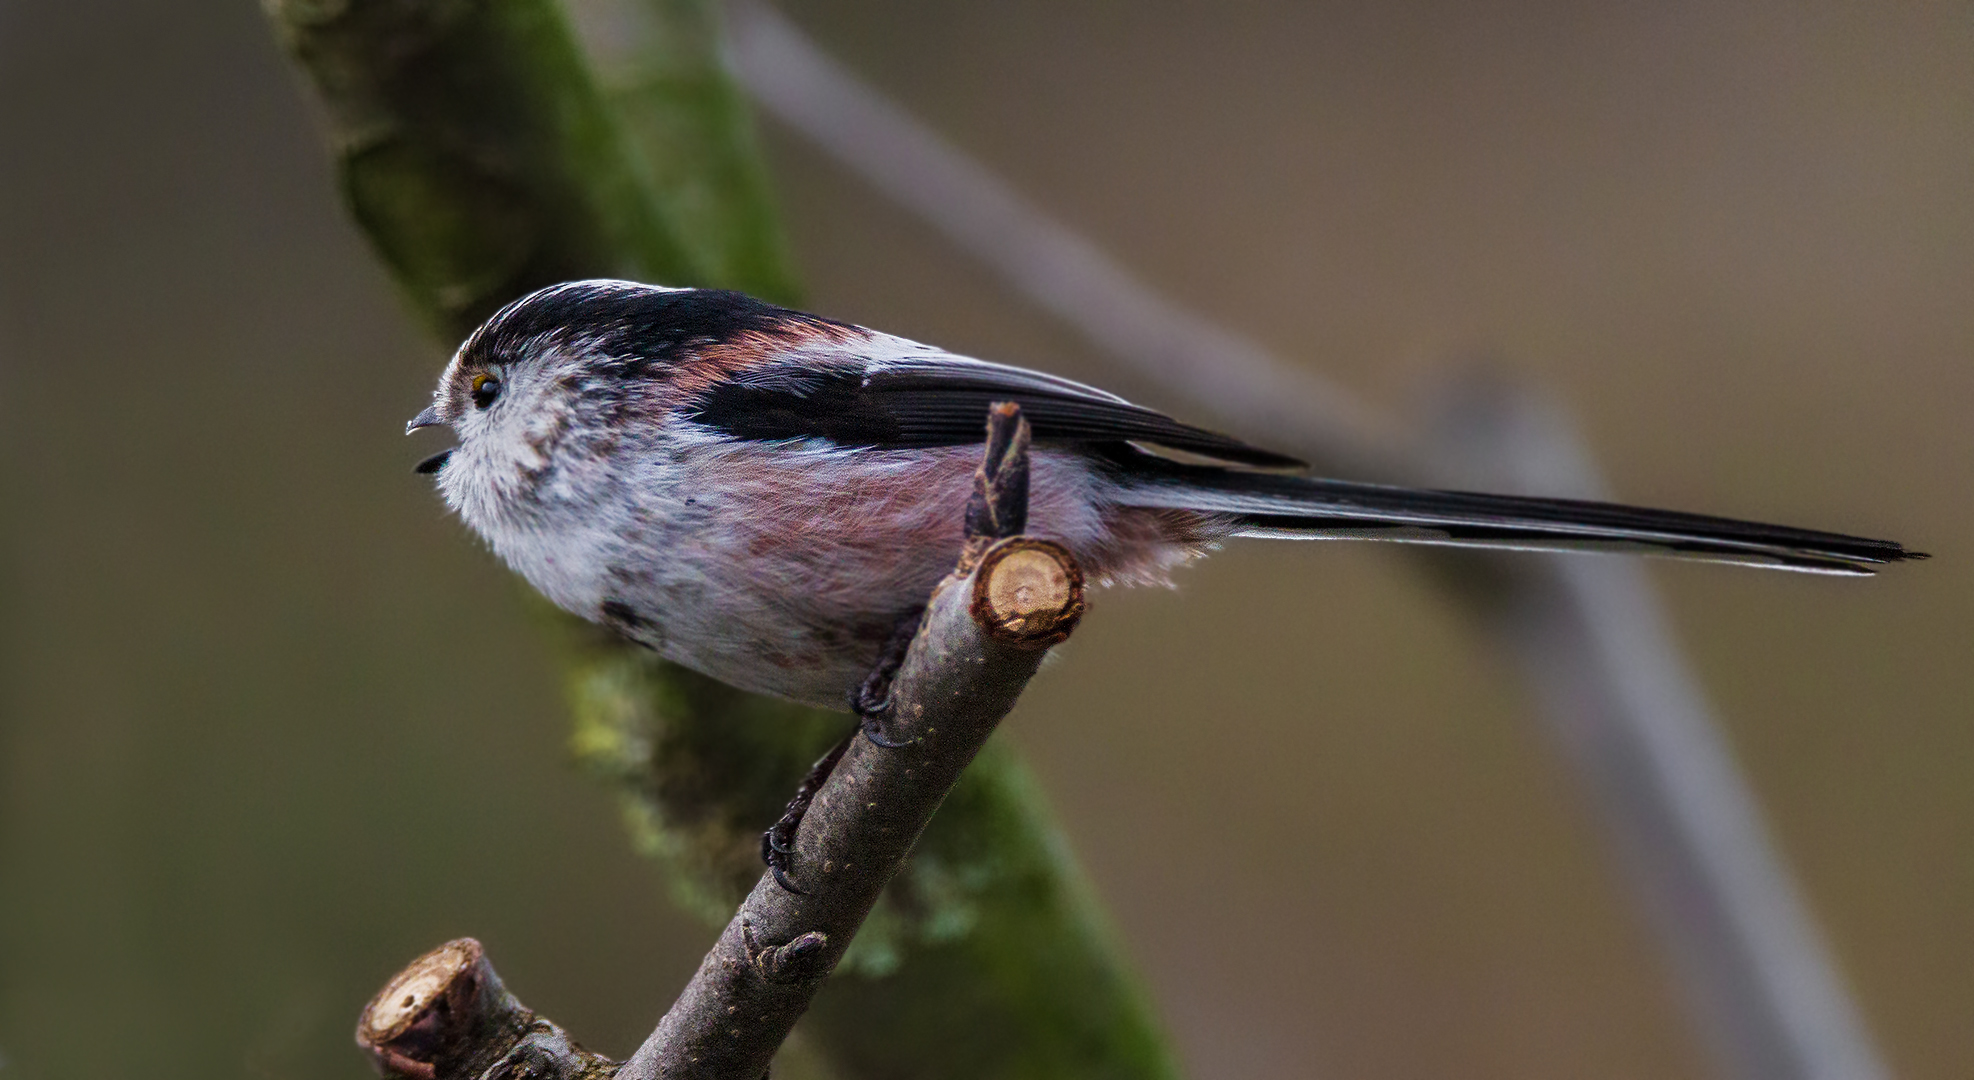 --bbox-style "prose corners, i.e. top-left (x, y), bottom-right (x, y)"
top-left (723, 5), bottom-right (1888, 1078)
